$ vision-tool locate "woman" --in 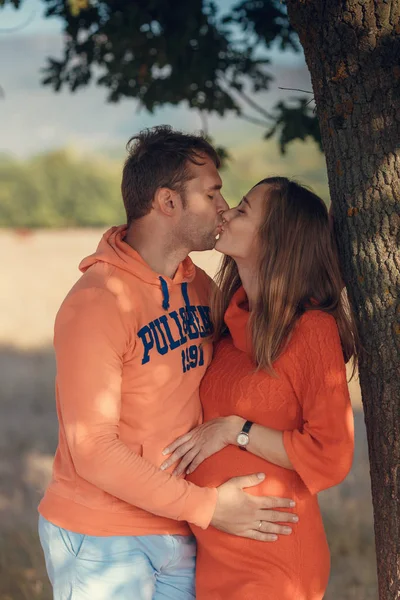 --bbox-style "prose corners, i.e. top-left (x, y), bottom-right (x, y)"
top-left (160, 177), bottom-right (357, 599)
